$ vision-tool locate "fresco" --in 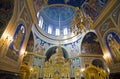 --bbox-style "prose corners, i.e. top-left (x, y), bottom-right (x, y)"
top-left (6, 24), bottom-right (26, 61)
top-left (45, 46), bottom-right (68, 61)
top-left (0, 0), bottom-right (14, 37)
top-left (112, 4), bottom-right (120, 25)
top-left (33, 0), bottom-right (45, 12)
top-left (63, 38), bottom-right (81, 57)
top-left (26, 31), bottom-right (34, 52)
top-left (81, 32), bottom-right (103, 54)
top-left (34, 33), bottom-right (53, 55)
top-left (100, 18), bottom-right (115, 37)
top-left (20, 0), bottom-right (24, 11)
top-left (71, 58), bottom-right (81, 68)
top-left (106, 32), bottom-right (120, 63)
top-left (39, 4), bottom-right (76, 36)
top-left (83, 3), bottom-right (98, 20)
top-left (83, 0), bottom-right (109, 20)
top-left (34, 32), bottom-right (81, 57)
